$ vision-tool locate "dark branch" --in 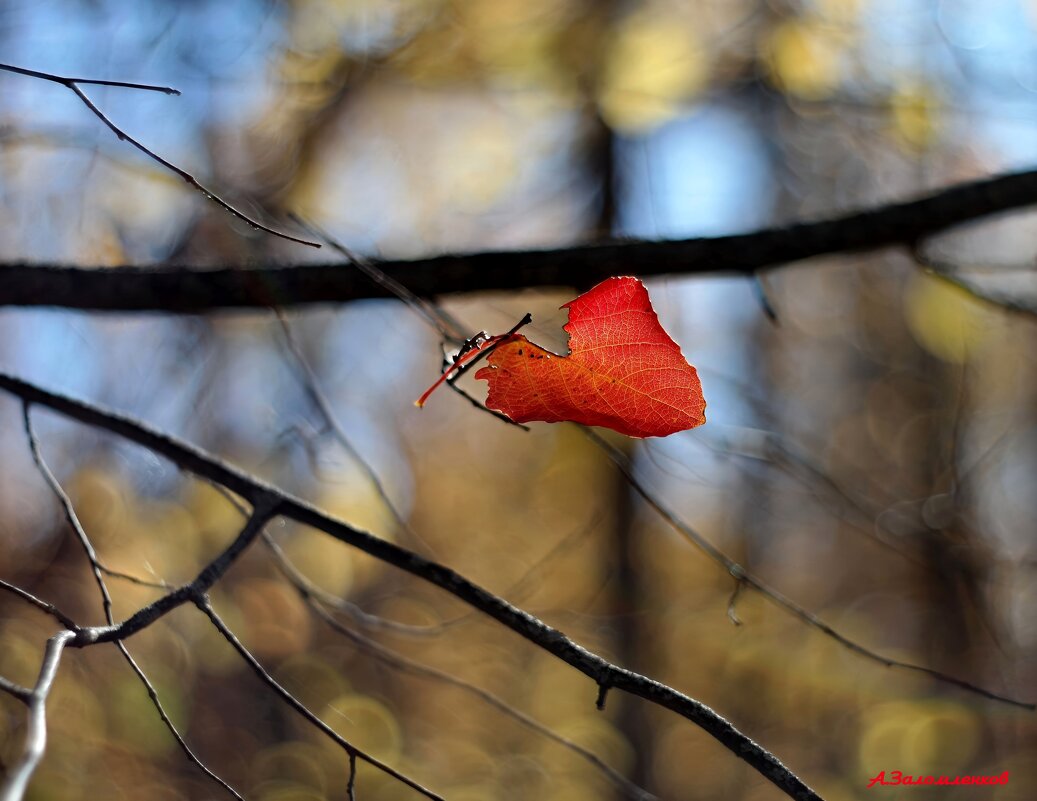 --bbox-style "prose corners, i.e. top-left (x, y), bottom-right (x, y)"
top-left (73, 503), bottom-right (275, 646)
top-left (22, 404), bottom-right (243, 798)
top-left (0, 579), bottom-right (78, 631)
top-left (0, 62), bottom-right (319, 249)
top-left (265, 530), bottom-right (658, 801)
top-left (4, 166), bottom-right (1037, 311)
top-left (0, 63), bottom-right (180, 94)
top-left (196, 598), bottom-right (444, 801)
top-left (583, 429), bottom-right (1036, 710)
top-left (0, 371), bottom-right (823, 801)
